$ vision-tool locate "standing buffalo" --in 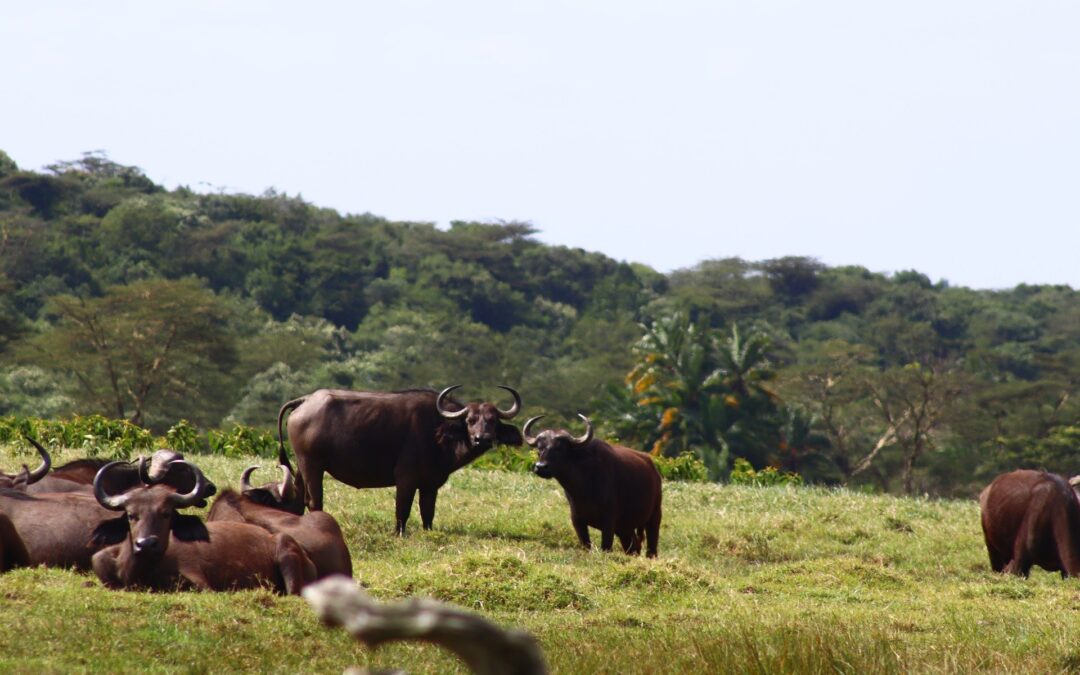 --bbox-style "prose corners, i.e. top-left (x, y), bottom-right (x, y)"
top-left (207, 464), bottom-right (352, 579)
top-left (278, 385), bottom-right (523, 534)
top-left (980, 469), bottom-right (1080, 577)
top-left (524, 414), bottom-right (662, 557)
top-left (91, 460), bottom-right (316, 594)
